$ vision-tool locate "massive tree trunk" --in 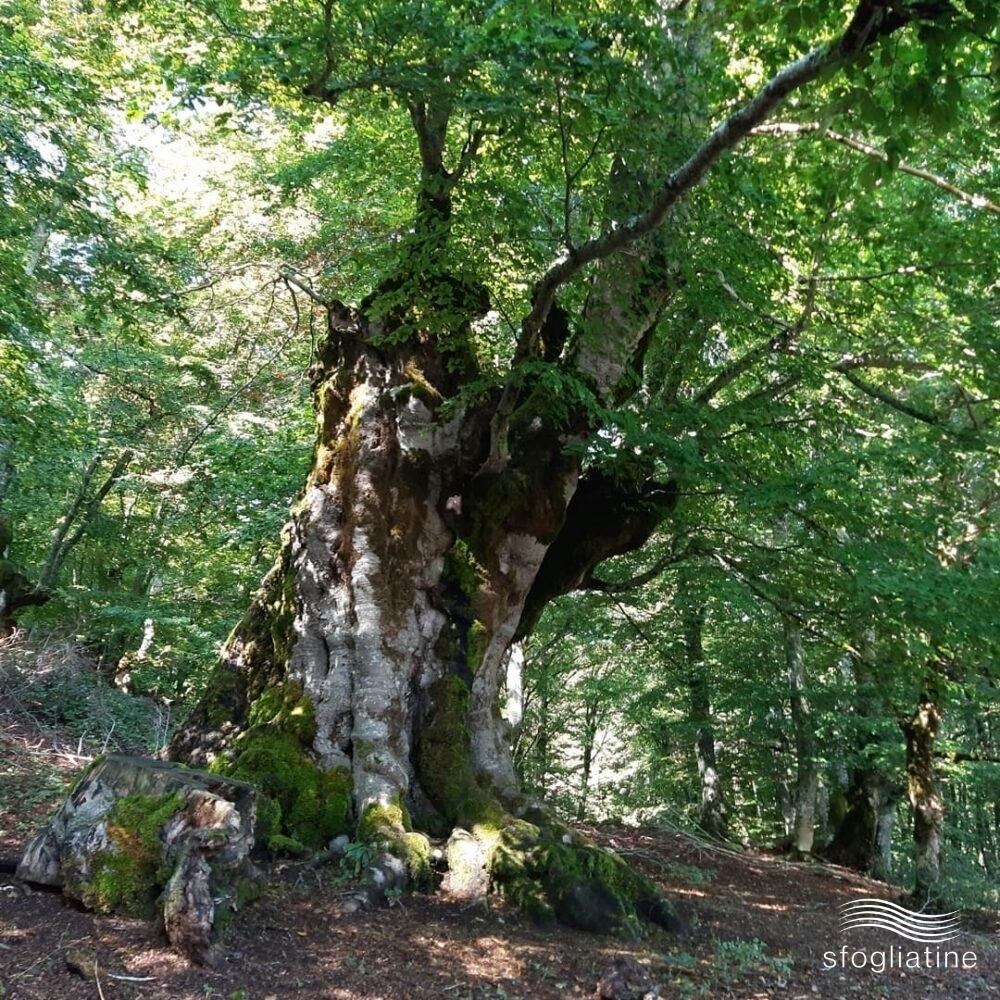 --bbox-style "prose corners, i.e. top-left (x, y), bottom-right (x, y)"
top-left (169, 291), bottom-right (680, 933)
top-left (903, 682), bottom-right (945, 906)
